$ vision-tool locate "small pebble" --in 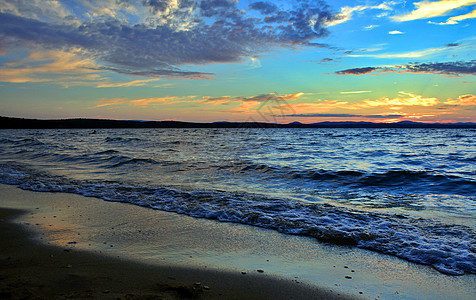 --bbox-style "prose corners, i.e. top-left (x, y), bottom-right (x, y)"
top-left (345, 276), bottom-right (352, 279)
top-left (66, 264), bottom-right (72, 268)
top-left (241, 271), bottom-right (247, 275)
top-left (103, 290), bottom-right (110, 294)
top-left (257, 269), bottom-right (264, 273)
top-left (203, 285), bottom-right (210, 290)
